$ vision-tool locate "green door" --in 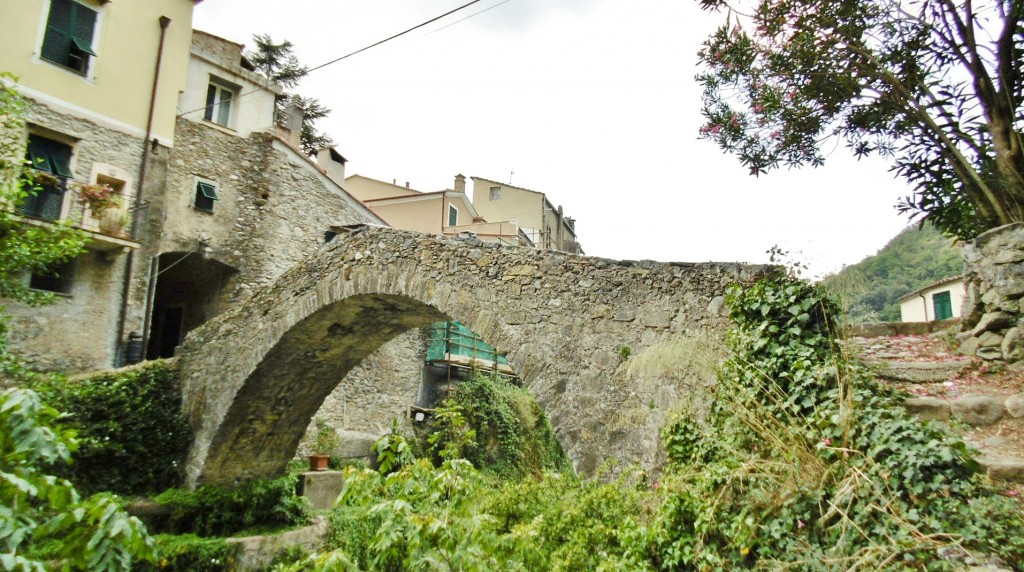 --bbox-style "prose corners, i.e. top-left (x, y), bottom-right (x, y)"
top-left (932, 290), bottom-right (953, 321)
